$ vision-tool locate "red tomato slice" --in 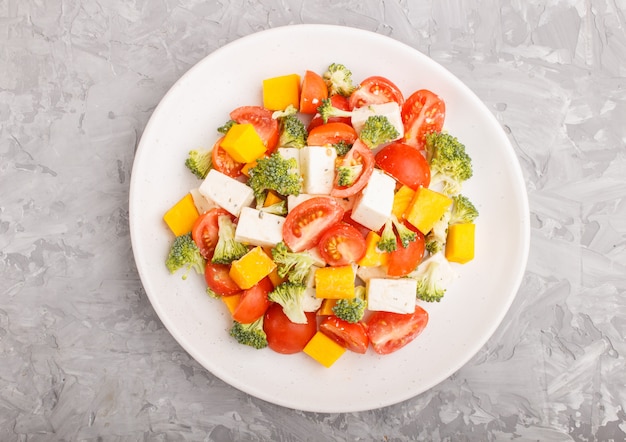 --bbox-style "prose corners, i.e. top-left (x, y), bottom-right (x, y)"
top-left (204, 262), bottom-right (241, 296)
top-left (318, 223), bottom-right (367, 266)
top-left (366, 307), bottom-right (429, 355)
top-left (387, 223), bottom-right (425, 277)
top-left (232, 277), bottom-right (273, 324)
top-left (308, 95), bottom-right (351, 131)
top-left (300, 70), bottom-right (328, 114)
top-left (191, 208), bottom-right (232, 260)
top-left (282, 197), bottom-right (345, 252)
top-left (375, 142), bottom-right (431, 190)
top-left (330, 140), bottom-right (375, 199)
top-left (319, 316), bottom-right (369, 354)
top-left (342, 211), bottom-right (371, 238)
top-left (230, 106), bottom-right (279, 153)
top-left (307, 122), bottom-right (357, 146)
top-left (263, 303), bottom-right (317, 354)
top-left (348, 76), bottom-right (404, 109)
top-left (211, 137), bottom-right (244, 178)
top-left (402, 89), bottom-right (445, 149)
